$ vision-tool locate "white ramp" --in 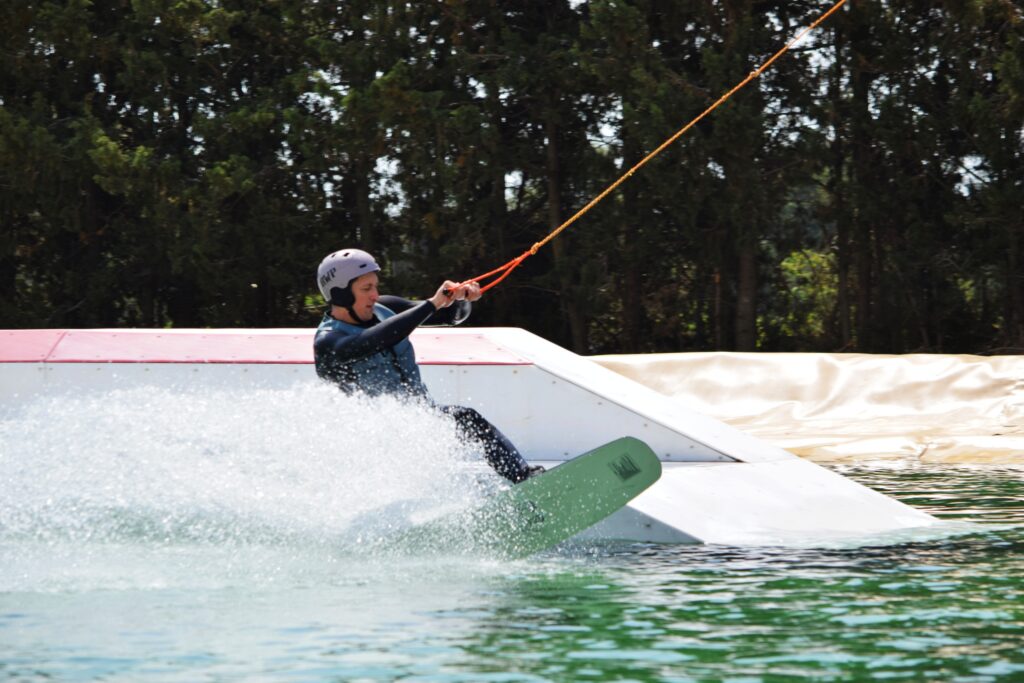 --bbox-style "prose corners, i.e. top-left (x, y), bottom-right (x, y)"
top-left (0, 327), bottom-right (938, 544)
top-left (423, 328), bottom-right (938, 544)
